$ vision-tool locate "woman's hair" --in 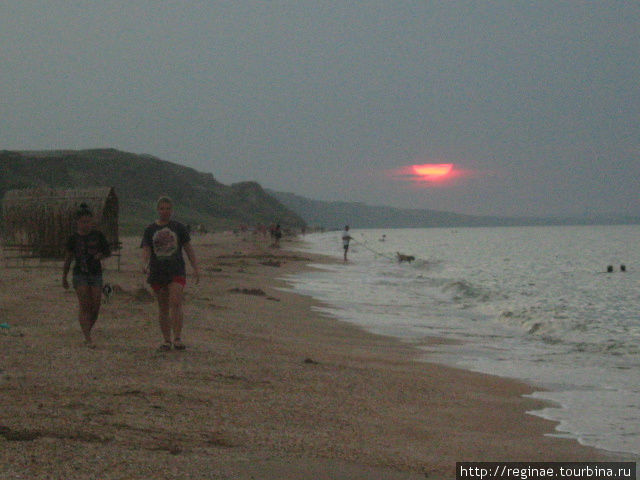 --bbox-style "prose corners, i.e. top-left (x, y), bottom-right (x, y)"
top-left (76, 202), bottom-right (93, 219)
top-left (156, 196), bottom-right (173, 208)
